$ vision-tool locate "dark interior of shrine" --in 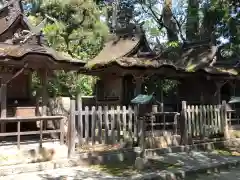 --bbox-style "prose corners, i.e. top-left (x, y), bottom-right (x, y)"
top-left (2, 72), bottom-right (39, 135)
